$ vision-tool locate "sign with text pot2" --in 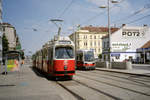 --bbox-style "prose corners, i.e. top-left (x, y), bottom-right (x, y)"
top-left (122, 28), bottom-right (147, 38)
